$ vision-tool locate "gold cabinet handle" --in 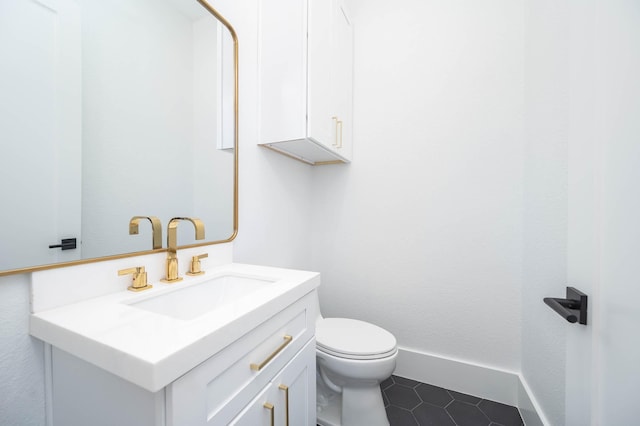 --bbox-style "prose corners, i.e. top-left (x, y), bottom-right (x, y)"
top-left (263, 402), bottom-right (274, 426)
top-left (279, 385), bottom-right (289, 426)
top-left (332, 116), bottom-right (339, 146)
top-left (337, 120), bottom-right (343, 148)
top-left (250, 335), bottom-right (293, 371)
